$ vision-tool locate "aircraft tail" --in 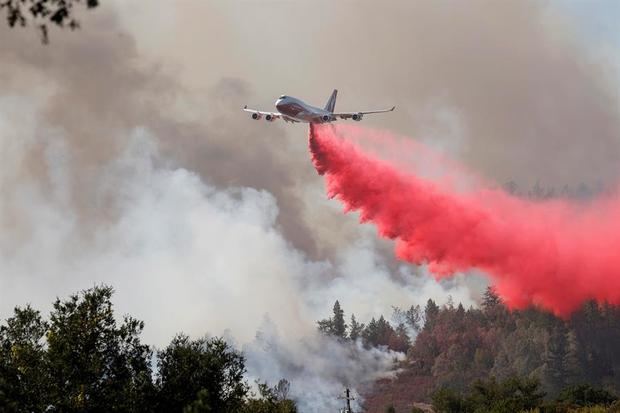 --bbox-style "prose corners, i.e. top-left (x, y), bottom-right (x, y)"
top-left (324, 89), bottom-right (337, 113)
